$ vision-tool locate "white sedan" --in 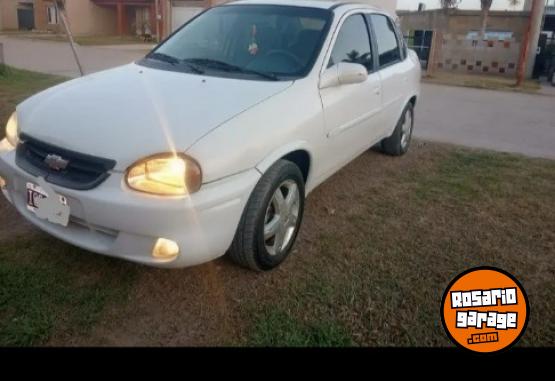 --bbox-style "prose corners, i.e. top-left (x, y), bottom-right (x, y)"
top-left (0, 0), bottom-right (420, 271)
